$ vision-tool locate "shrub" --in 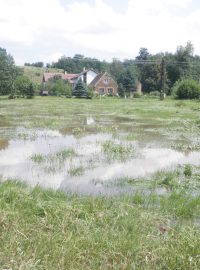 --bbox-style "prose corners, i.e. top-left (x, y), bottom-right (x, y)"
top-left (149, 90), bottom-right (160, 97)
top-left (184, 165), bottom-right (192, 177)
top-left (173, 79), bottom-right (200, 99)
top-left (46, 76), bottom-right (72, 97)
top-left (133, 92), bottom-right (142, 98)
